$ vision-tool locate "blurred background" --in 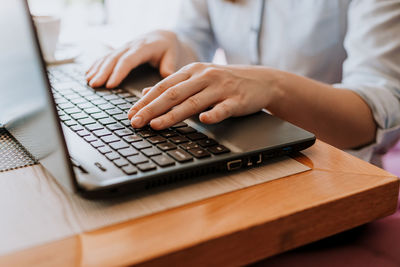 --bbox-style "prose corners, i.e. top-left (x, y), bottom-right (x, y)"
top-left (28, 0), bottom-right (183, 47)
